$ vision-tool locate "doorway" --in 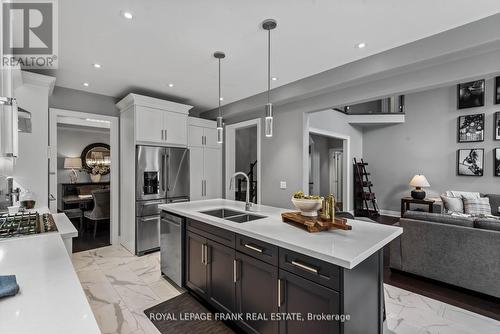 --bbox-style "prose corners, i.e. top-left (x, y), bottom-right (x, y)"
top-left (225, 119), bottom-right (262, 204)
top-left (309, 133), bottom-right (345, 210)
top-left (49, 108), bottom-right (119, 251)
